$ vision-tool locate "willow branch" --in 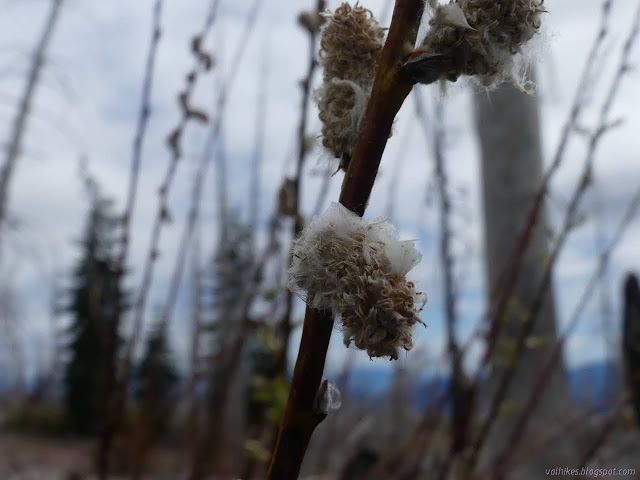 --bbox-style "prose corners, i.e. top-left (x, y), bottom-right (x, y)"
top-left (267, 1), bottom-right (425, 478)
top-left (277, 0), bottom-right (325, 380)
top-left (123, 0), bottom-right (221, 387)
top-left (95, 1), bottom-right (165, 476)
top-left (115, 0), bottom-right (163, 296)
top-left (109, 0), bottom-right (163, 377)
